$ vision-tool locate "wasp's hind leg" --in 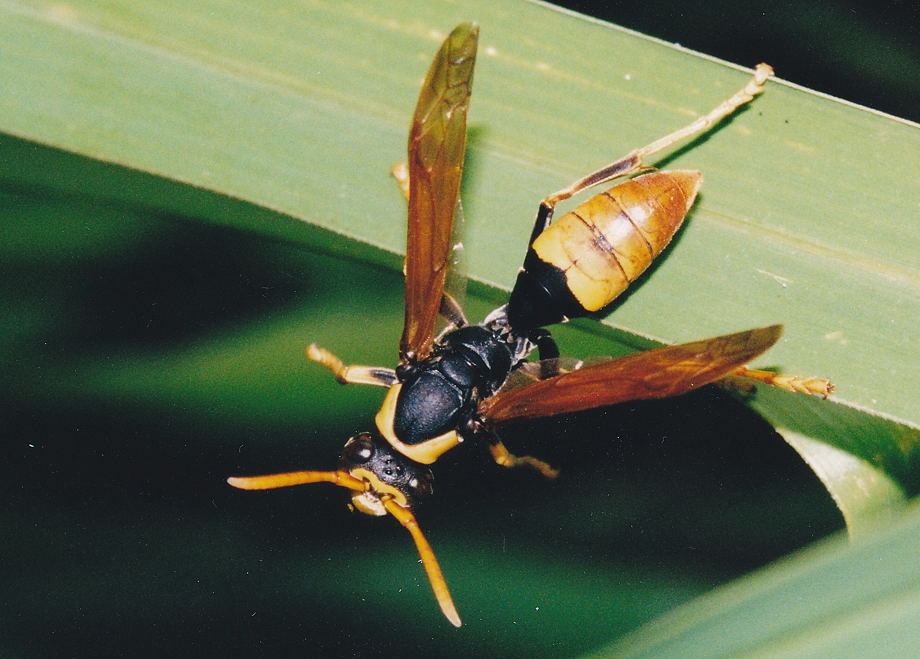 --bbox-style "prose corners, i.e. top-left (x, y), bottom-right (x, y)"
top-left (489, 440), bottom-right (559, 479)
top-left (529, 328), bottom-right (561, 379)
top-left (306, 344), bottom-right (397, 387)
top-left (537, 63), bottom-right (774, 215)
